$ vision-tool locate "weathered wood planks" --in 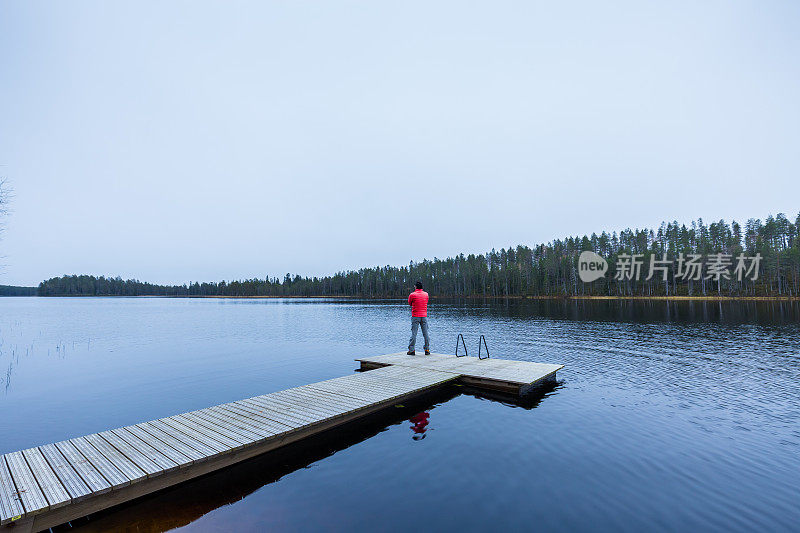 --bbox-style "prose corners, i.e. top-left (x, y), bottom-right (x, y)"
top-left (1, 354), bottom-right (560, 530)
top-left (356, 352), bottom-right (563, 389)
top-left (38, 444), bottom-right (92, 503)
top-left (0, 456), bottom-right (23, 523)
top-left (4, 452), bottom-right (49, 515)
top-left (20, 448), bottom-right (70, 510)
top-left (53, 440), bottom-right (112, 495)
